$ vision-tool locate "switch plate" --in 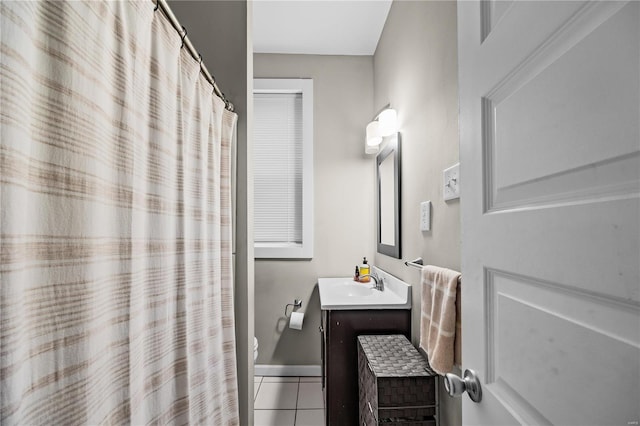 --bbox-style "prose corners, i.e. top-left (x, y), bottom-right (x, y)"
top-left (443, 163), bottom-right (460, 201)
top-left (420, 201), bottom-right (431, 231)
